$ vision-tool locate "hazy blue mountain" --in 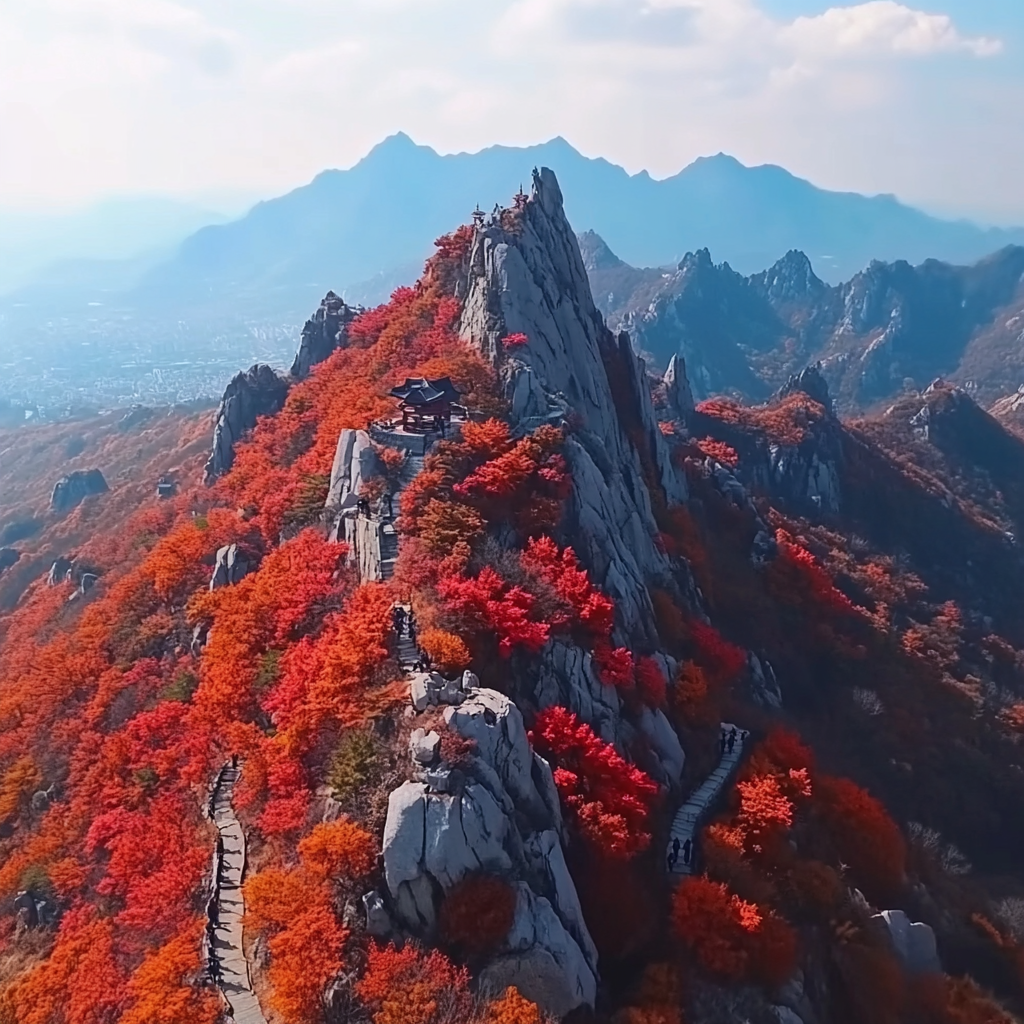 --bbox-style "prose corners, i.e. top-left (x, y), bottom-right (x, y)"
top-left (133, 133), bottom-right (1024, 317)
top-left (0, 196), bottom-right (238, 295)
